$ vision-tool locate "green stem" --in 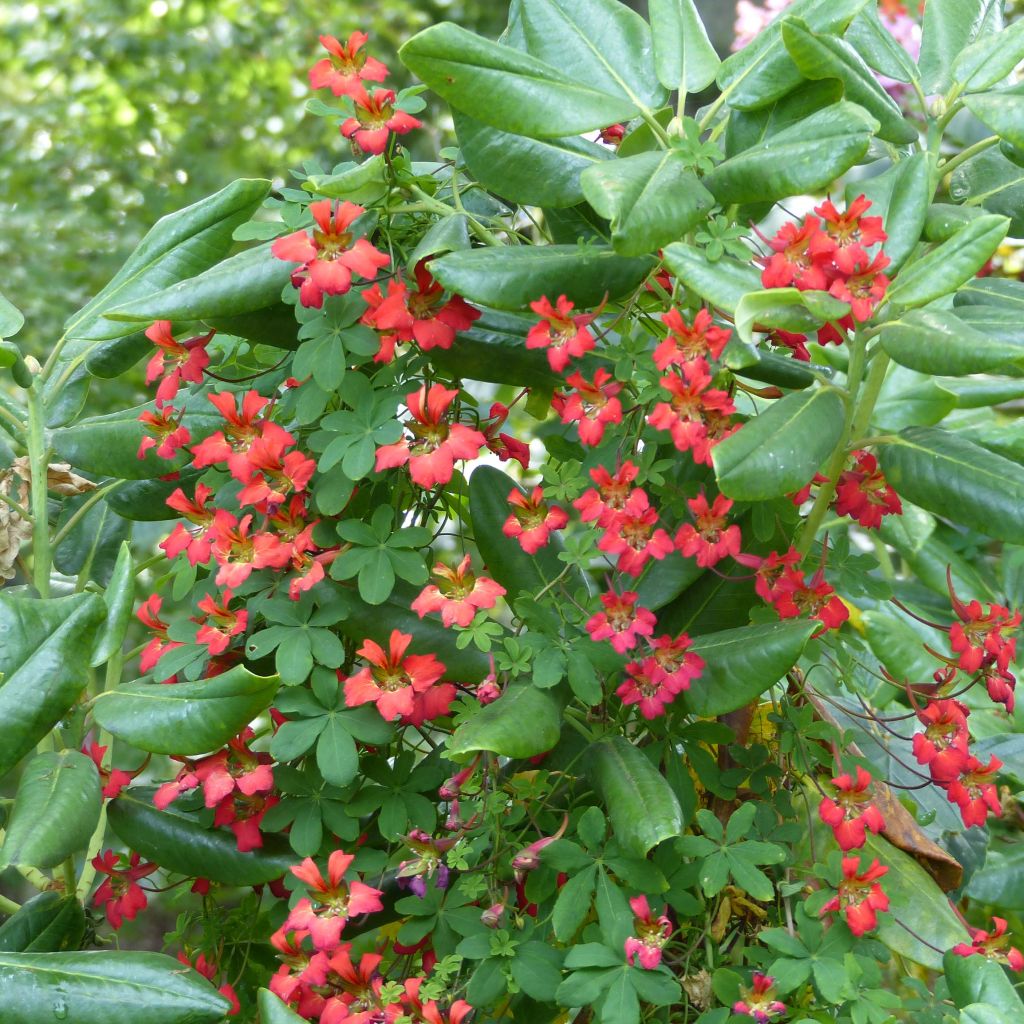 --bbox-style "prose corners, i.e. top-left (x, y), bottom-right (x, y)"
top-left (407, 184), bottom-right (504, 247)
top-left (698, 92), bottom-right (727, 131)
top-left (0, 402), bottom-right (26, 437)
top-left (39, 331), bottom-right (70, 384)
top-left (940, 135), bottom-right (999, 178)
top-left (61, 857), bottom-right (76, 895)
top-left (25, 386), bottom-right (51, 598)
top-left (50, 480), bottom-right (125, 550)
top-left (638, 107), bottom-right (671, 148)
top-left (0, 490), bottom-right (32, 523)
top-left (0, 892), bottom-right (21, 915)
